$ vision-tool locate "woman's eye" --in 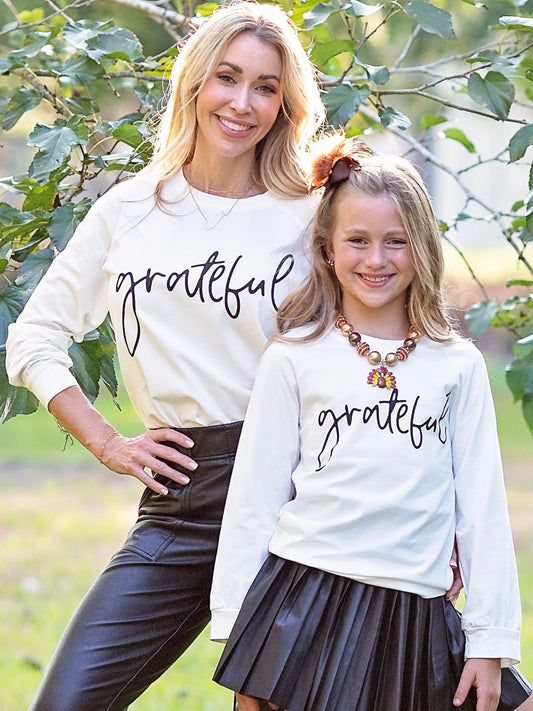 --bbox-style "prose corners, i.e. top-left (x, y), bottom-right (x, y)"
top-left (258, 84), bottom-right (276, 94)
top-left (218, 73), bottom-right (235, 84)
